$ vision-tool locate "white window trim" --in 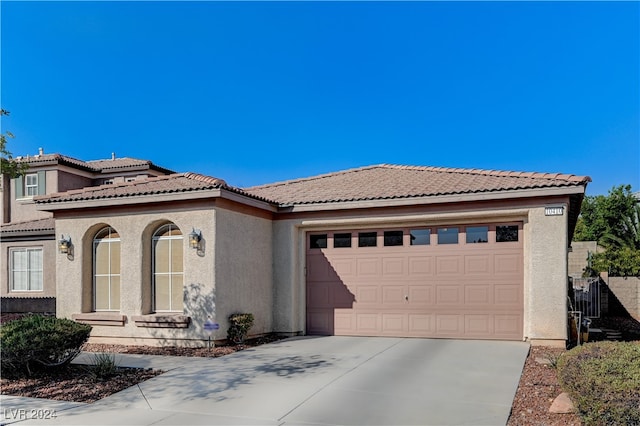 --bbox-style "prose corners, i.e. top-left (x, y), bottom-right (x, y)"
top-left (9, 247), bottom-right (44, 292)
top-left (25, 173), bottom-right (39, 197)
top-left (152, 225), bottom-right (184, 313)
top-left (93, 228), bottom-right (121, 311)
